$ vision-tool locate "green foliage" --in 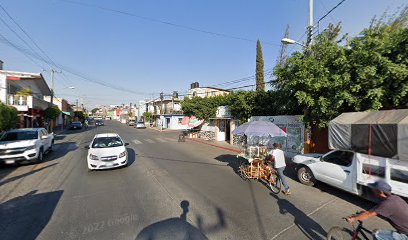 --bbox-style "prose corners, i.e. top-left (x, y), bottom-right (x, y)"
top-left (181, 95), bottom-right (229, 121)
top-left (181, 91), bottom-right (303, 124)
top-left (273, 8), bottom-right (408, 127)
top-left (256, 39), bottom-right (265, 91)
top-left (143, 112), bottom-right (152, 122)
top-left (15, 88), bottom-right (32, 96)
top-left (74, 111), bottom-right (86, 121)
top-left (44, 107), bottom-right (61, 120)
top-left (0, 103), bottom-right (18, 131)
top-left (91, 108), bottom-right (99, 114)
